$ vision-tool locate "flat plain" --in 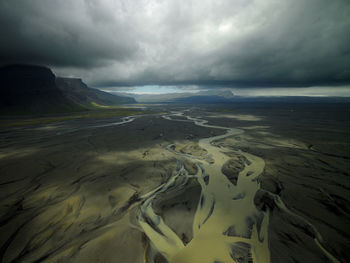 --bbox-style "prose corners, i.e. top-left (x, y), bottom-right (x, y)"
top-left (0, 103), bottom-right (349, 263)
